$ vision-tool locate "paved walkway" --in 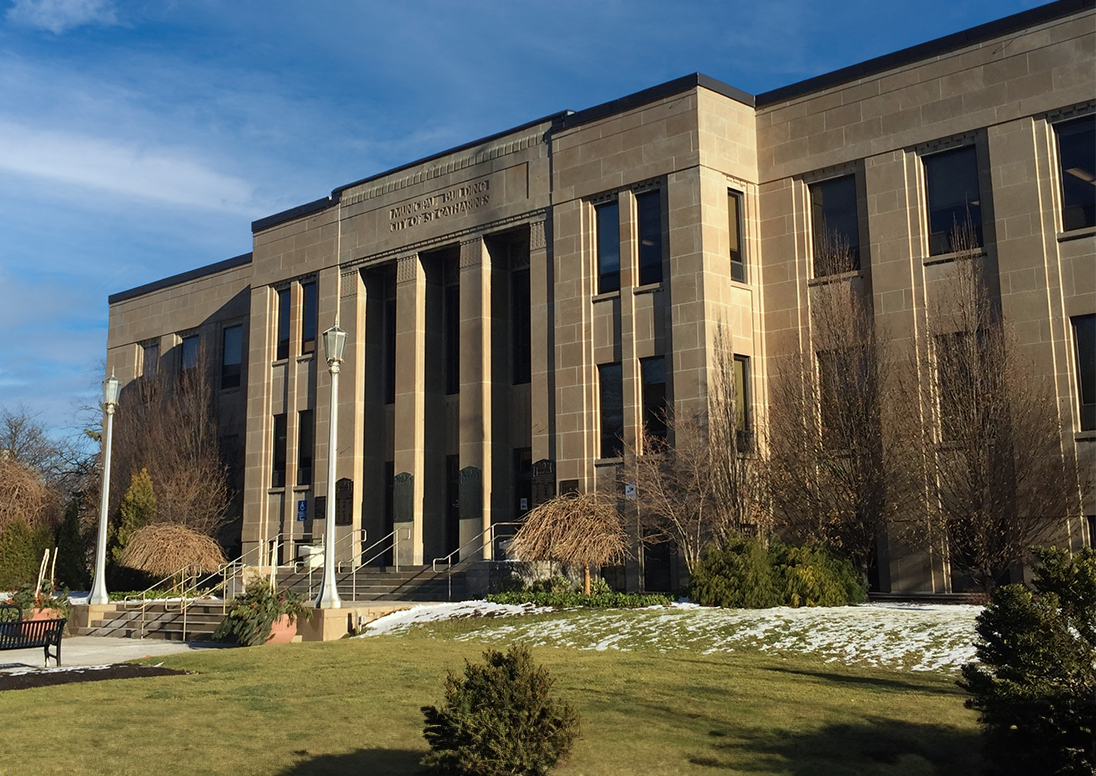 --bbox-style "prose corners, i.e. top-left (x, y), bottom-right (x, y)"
top-left (0, 636), bottom-right (225, 672)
